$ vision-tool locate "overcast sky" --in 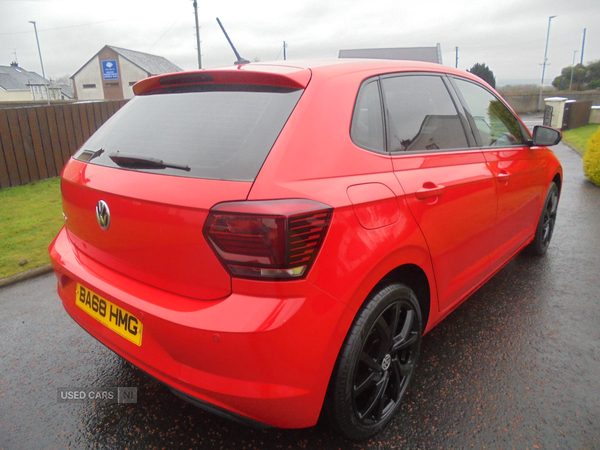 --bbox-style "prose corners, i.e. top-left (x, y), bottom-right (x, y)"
top-left (1, 0), bottom-right (598, 85)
